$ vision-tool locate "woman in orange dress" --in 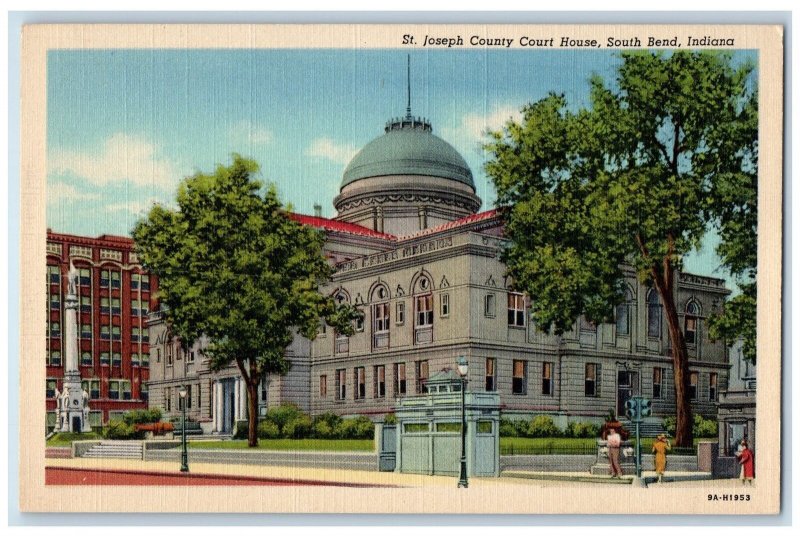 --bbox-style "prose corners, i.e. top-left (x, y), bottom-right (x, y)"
top-left (652, 433), bottom-right (671, 483)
